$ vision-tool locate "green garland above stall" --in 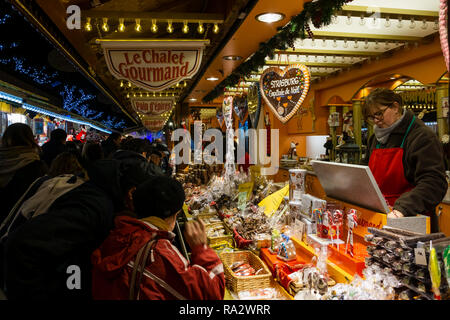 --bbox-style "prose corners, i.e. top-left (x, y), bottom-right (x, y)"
top-left (202, 0), bottom-right (353, 103)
